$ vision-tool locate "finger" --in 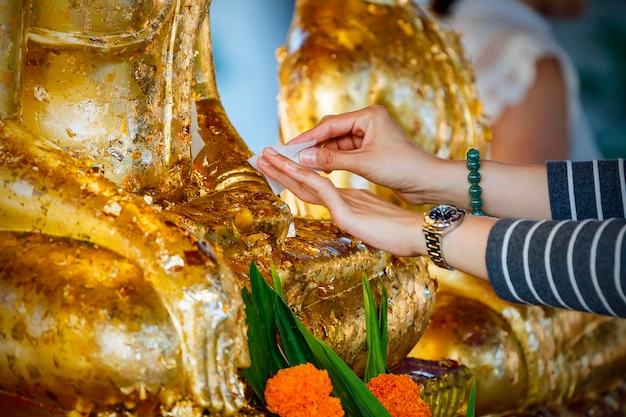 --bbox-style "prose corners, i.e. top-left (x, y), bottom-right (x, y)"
top-left (259, 151), bottom-right (347, 210)
top-left (267, 162), bottom-right (364, 224)
top-left (336, 135), bottom-right (364, 150)
top-left (285, 107), bottom-right (371, 146)
top-left (298, 145), bottom-right (368, 177)
top-left (257, 153), bottom-right (326, 204)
